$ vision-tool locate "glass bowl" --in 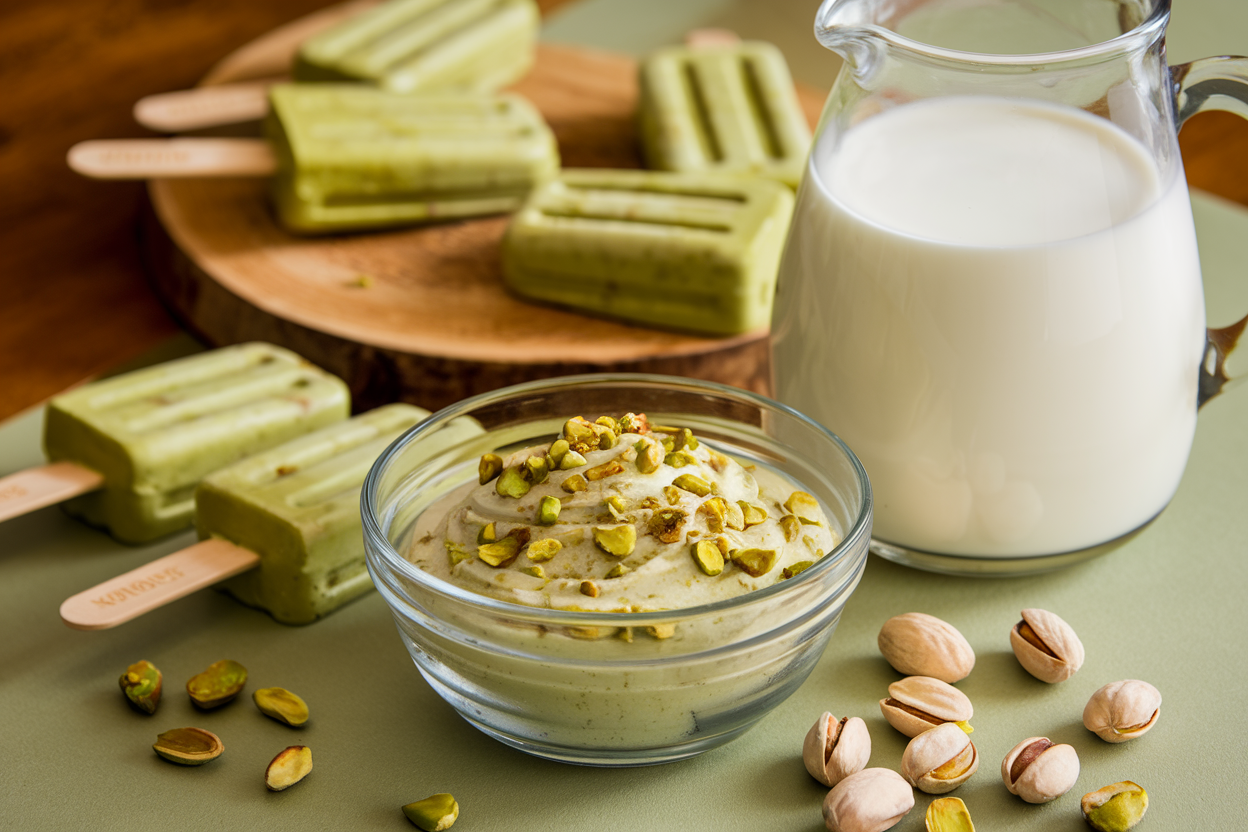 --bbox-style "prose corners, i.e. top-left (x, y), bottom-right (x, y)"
top-left (362, 374), bottom-right (872, 767)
